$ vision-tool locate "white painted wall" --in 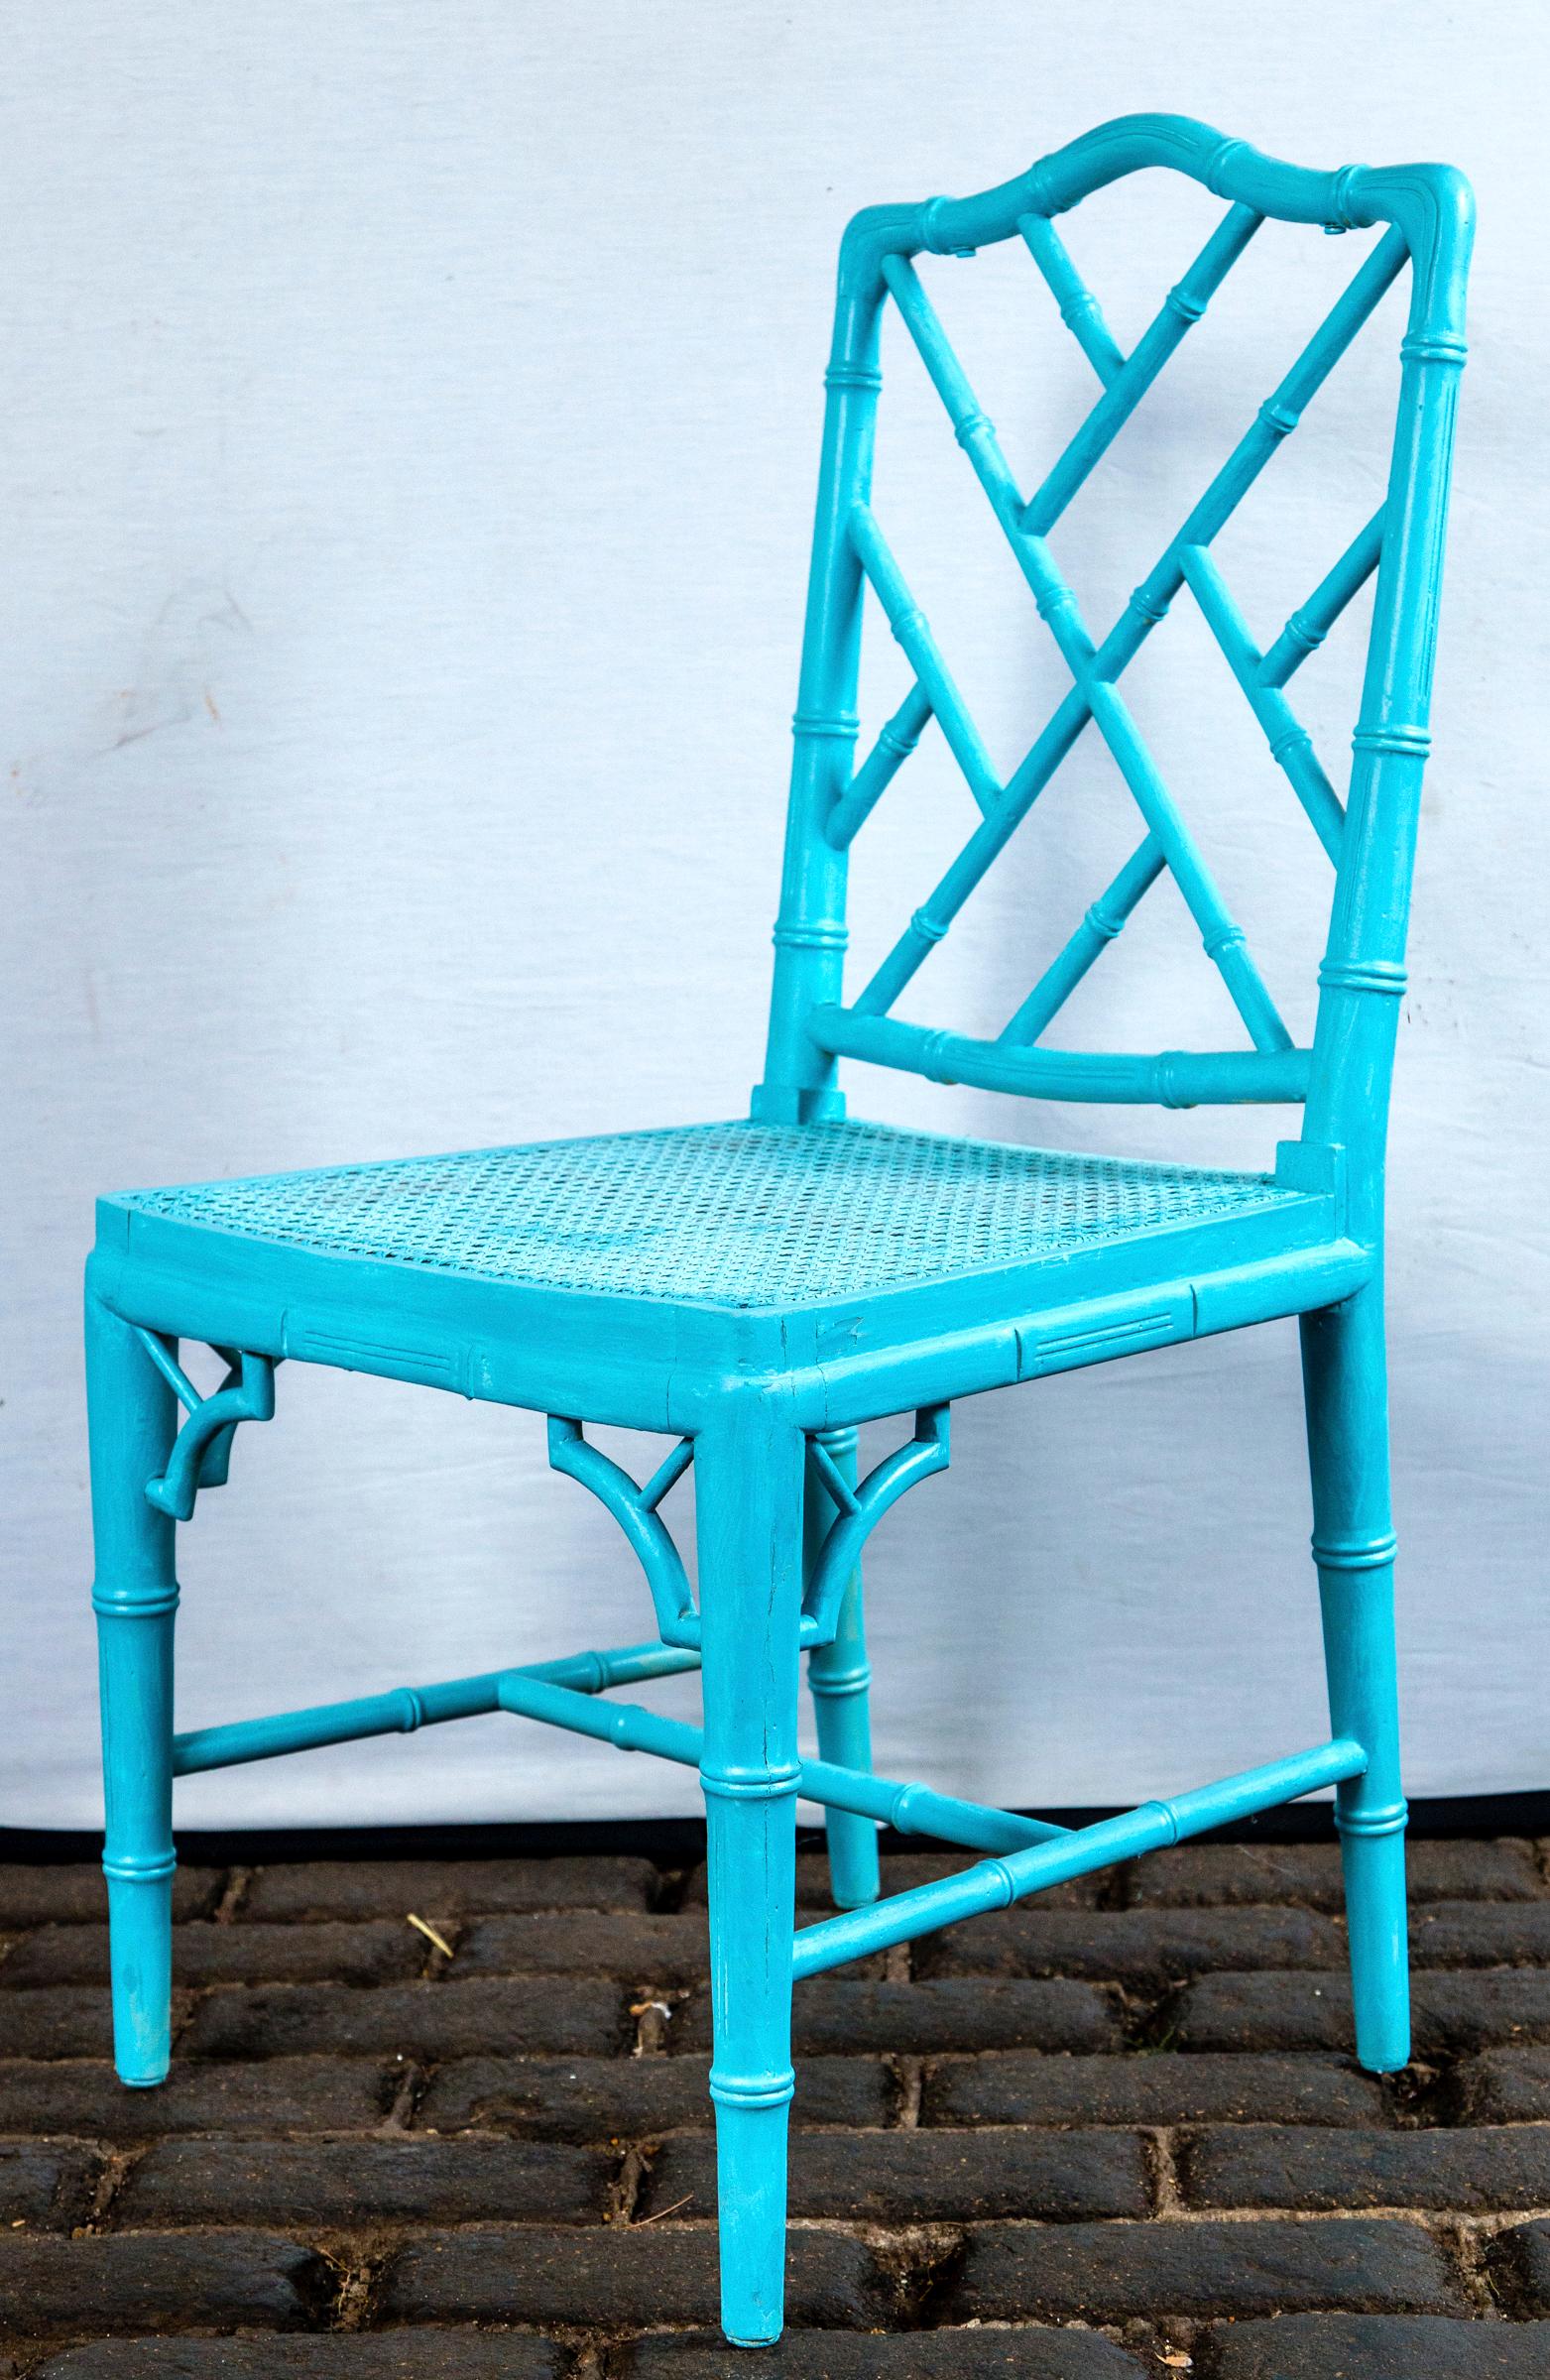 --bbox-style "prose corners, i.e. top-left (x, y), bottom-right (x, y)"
top-left (5, 2), bottom-right (1546, 1828)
